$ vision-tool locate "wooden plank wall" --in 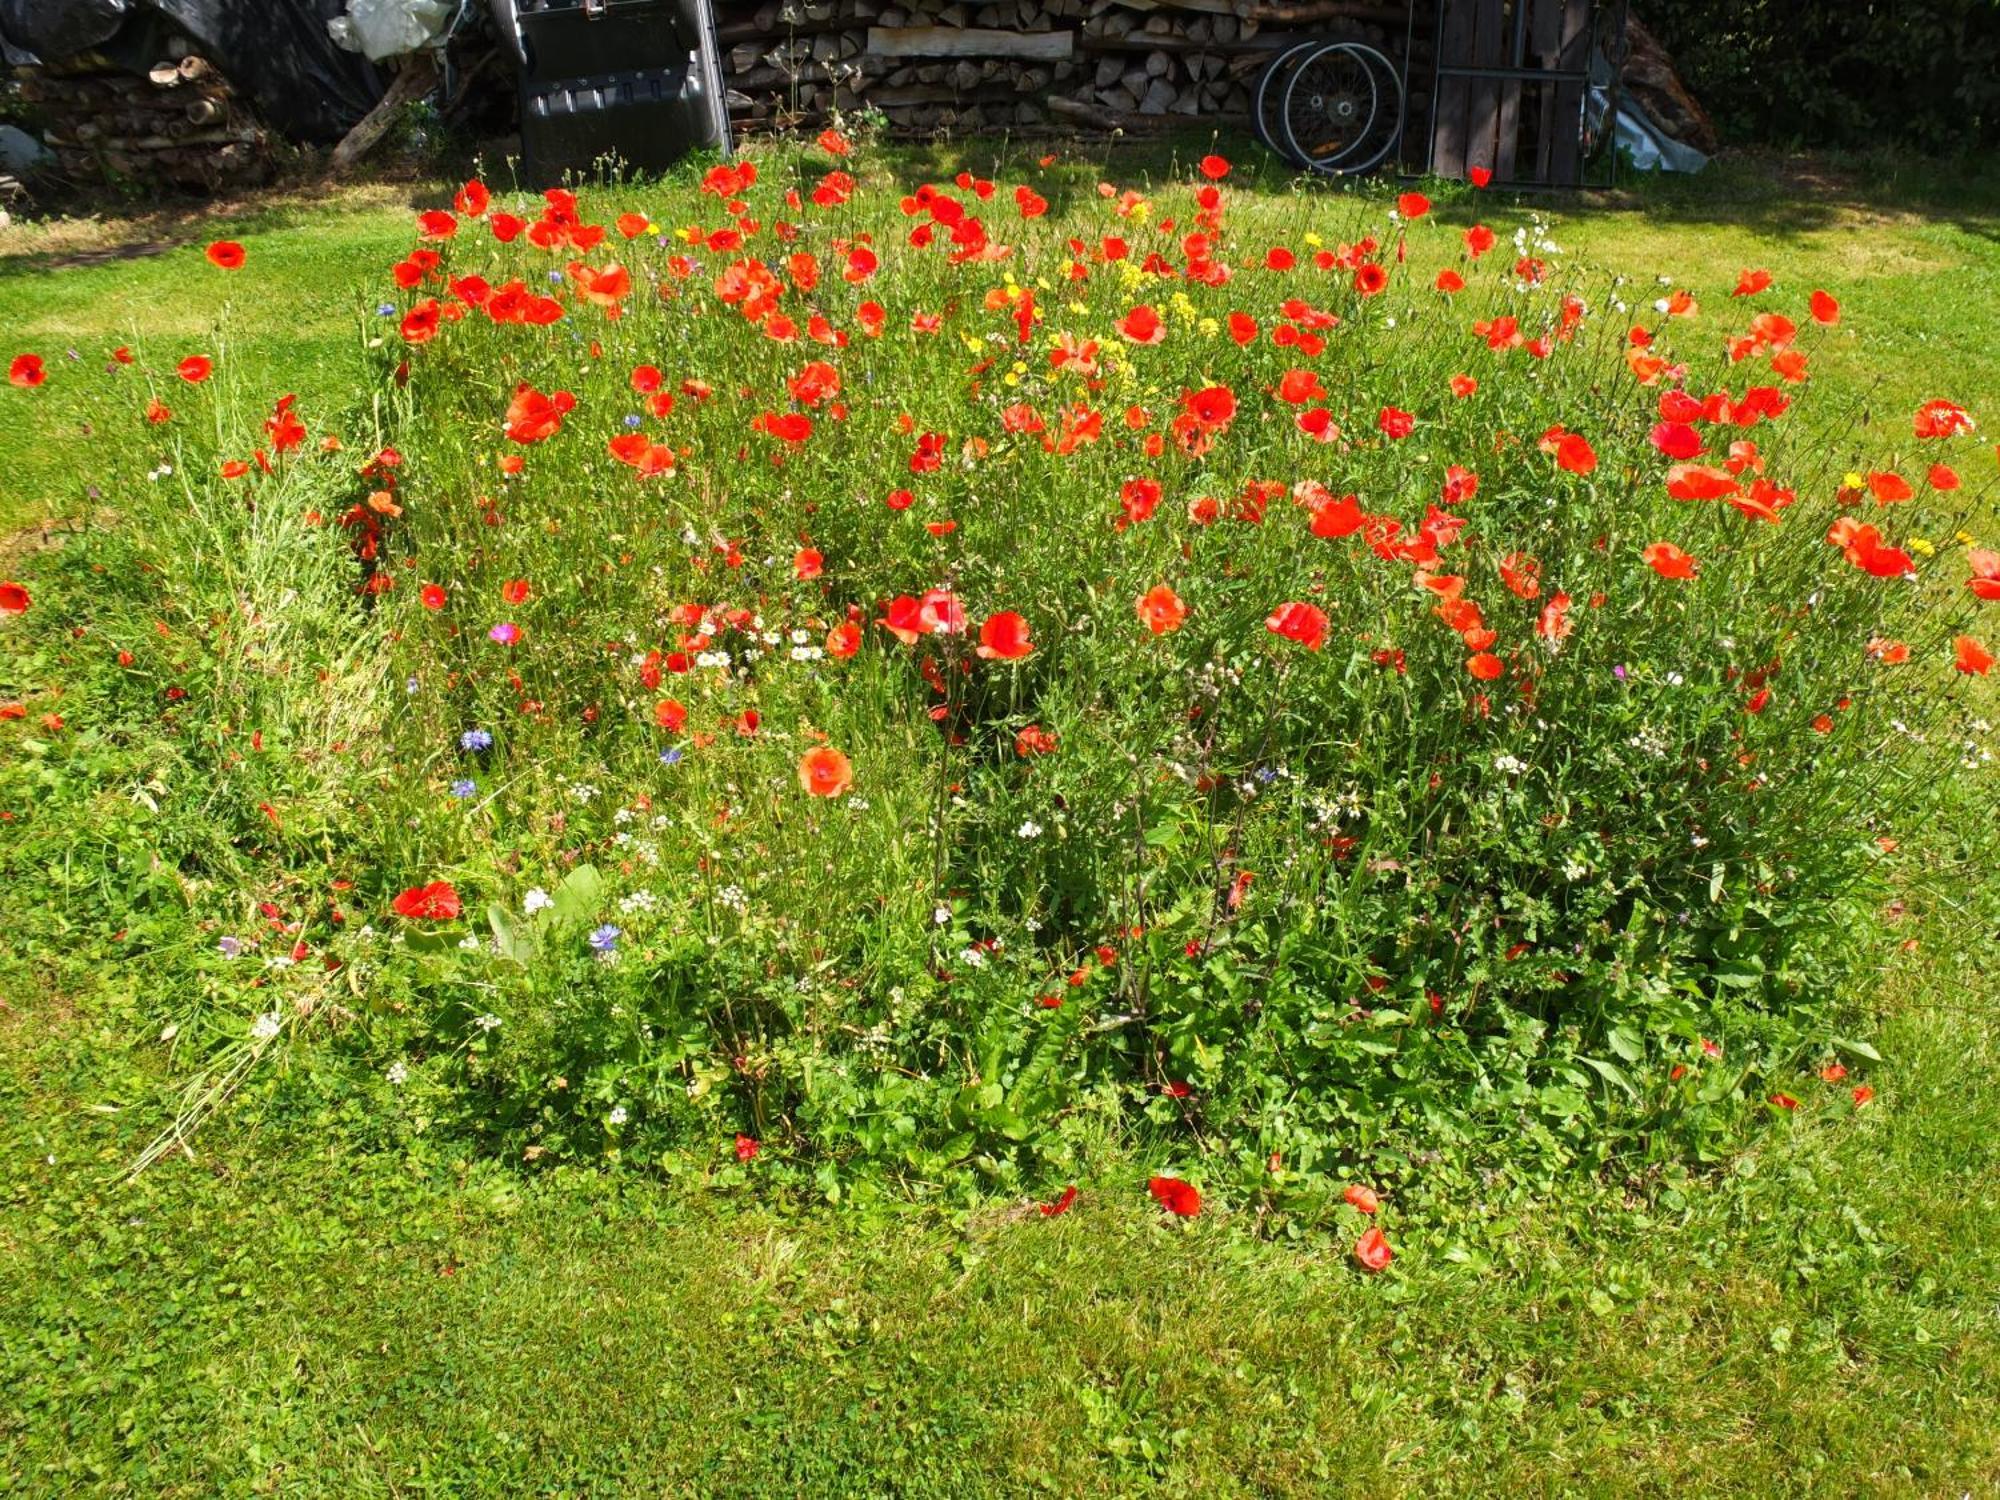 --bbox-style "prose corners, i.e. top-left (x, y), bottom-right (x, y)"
top-left (1430, 0), bottom-right (1594, 186)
